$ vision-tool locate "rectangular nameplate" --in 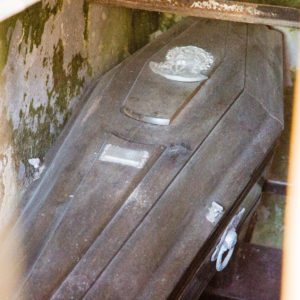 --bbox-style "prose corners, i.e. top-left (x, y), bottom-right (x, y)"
top-left (99, 144), bottom-right (149, 169)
